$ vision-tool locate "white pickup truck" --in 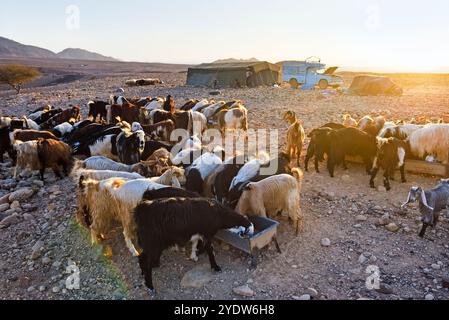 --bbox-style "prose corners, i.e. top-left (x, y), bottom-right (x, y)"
top-left (279, 57), bottom-right (343, 90)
